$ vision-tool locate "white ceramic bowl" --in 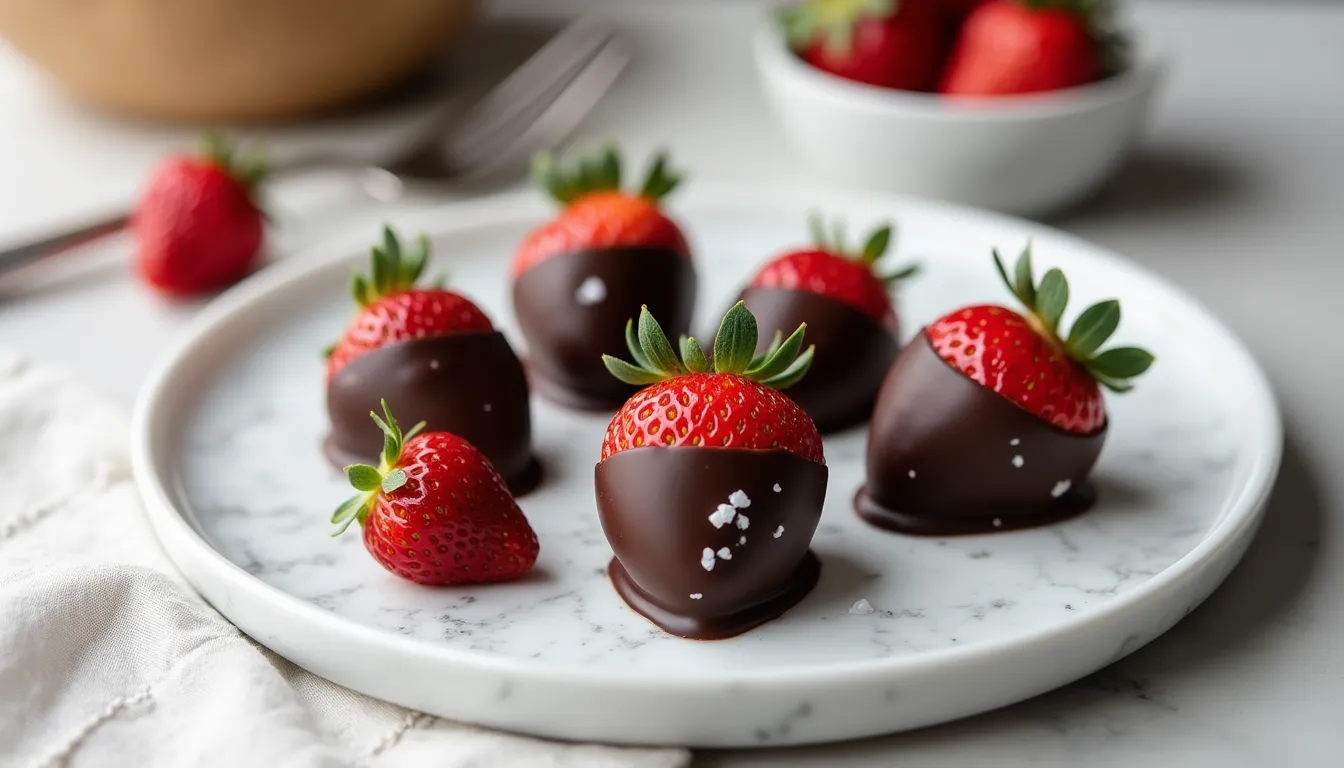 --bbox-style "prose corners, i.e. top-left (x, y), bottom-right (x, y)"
top-left (753, 17), bottom-right (1166, 216)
